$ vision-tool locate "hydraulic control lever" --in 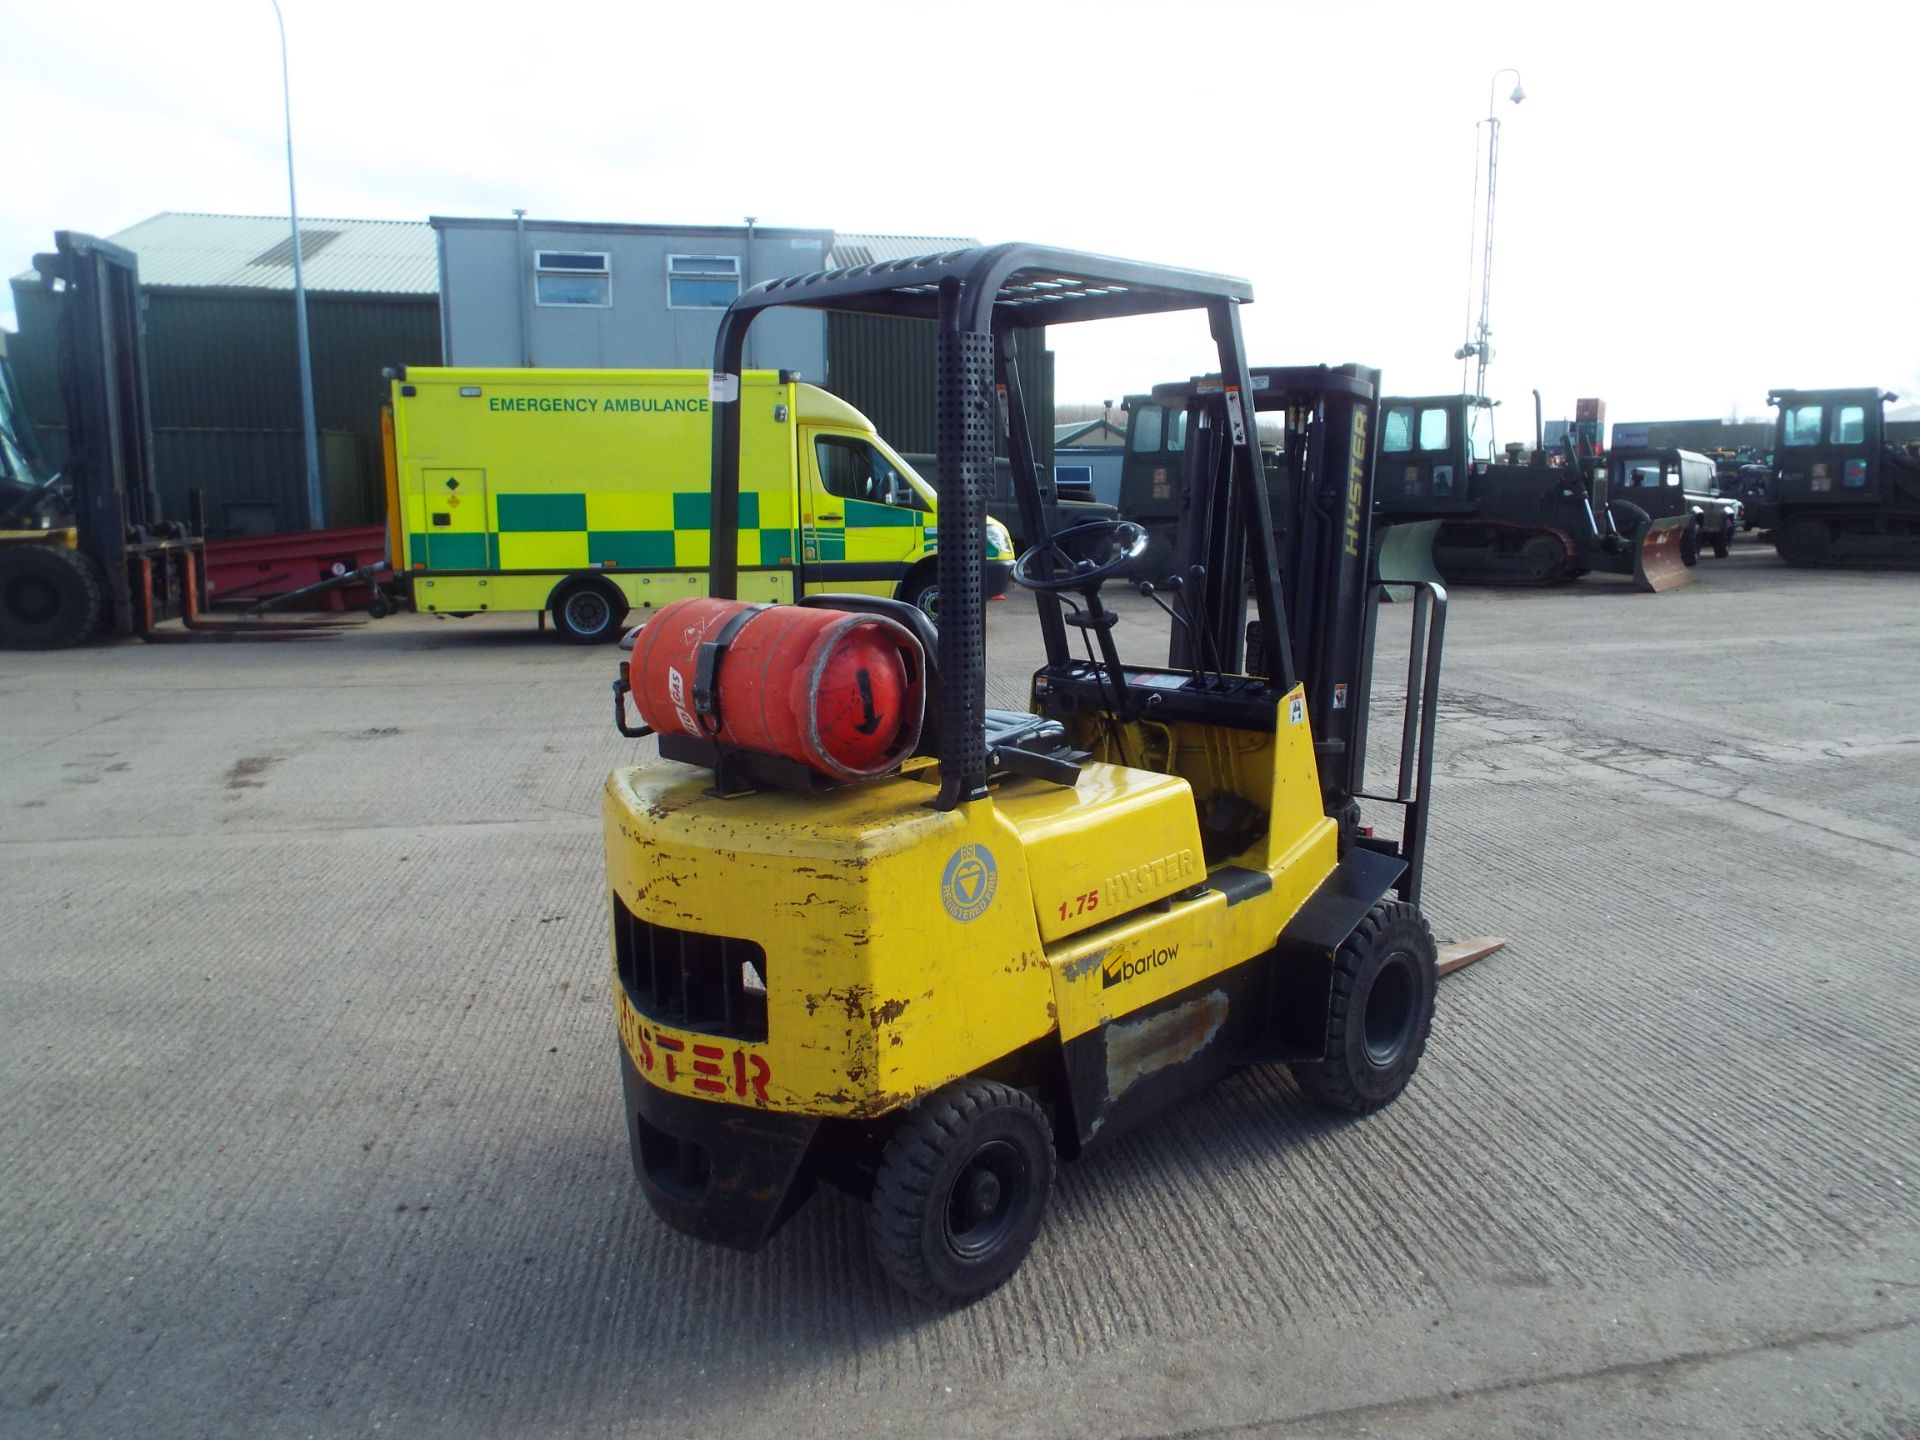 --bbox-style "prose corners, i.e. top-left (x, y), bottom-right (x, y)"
top-left (1164, 569), bottom-right (1227, 687)
top-left (1137, 579), bottom-right (1209, 688)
